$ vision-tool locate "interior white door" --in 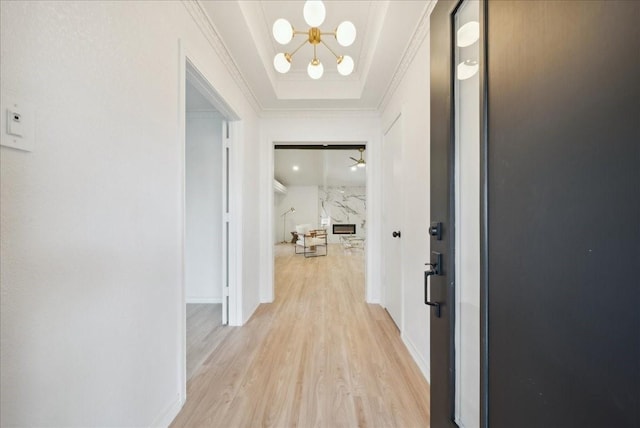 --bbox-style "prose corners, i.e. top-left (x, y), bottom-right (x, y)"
top-left (221, 120), bottom-right (230, 325)
top-left (383, 115), bottom-right (403, 329)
